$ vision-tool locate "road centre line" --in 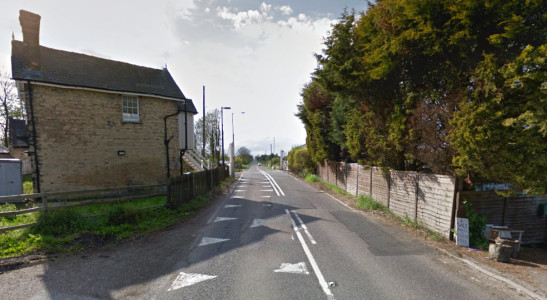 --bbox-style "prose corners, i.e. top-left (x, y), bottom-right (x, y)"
top-left (260, 170), bottom-right (285, 196)
top-left (285, 209), bottom-right (333, 299)
top-left (293, 212), bottom-right (317, 245)
top-left (259, 171), bottom-right (280, 196)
